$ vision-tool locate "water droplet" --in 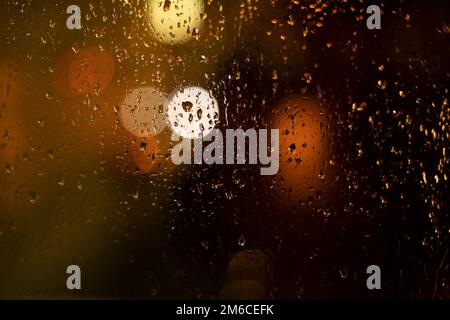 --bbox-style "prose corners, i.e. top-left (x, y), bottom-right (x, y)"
top-left (29, 192), bottom-right (39, 204)
top-left (377, 79), bottom-right (387, 90)
top-left (289, 143), bottom-right (296, 153)
top-left (238, 234), bottom-right (246, 247)
top-left (272, 70), bottom-right (278, 80)
top-left (163, 0), bottom-right (171, 12)
top-left (201, 240), bottom-right (209, 250)
top-left (182, 101), bottom-right (193, 112)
